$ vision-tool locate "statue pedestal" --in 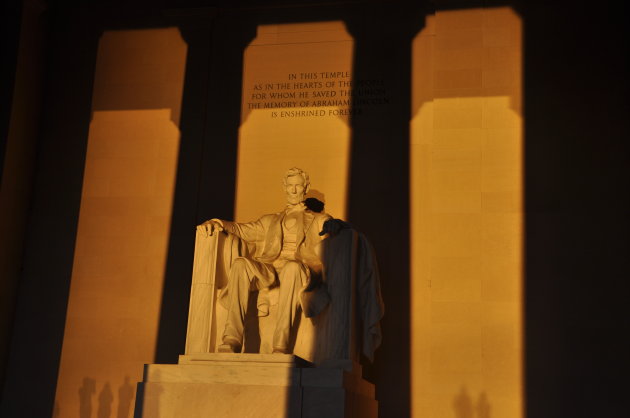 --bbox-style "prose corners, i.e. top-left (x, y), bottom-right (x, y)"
top-left (134, 353), bottom-right (377, 418)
